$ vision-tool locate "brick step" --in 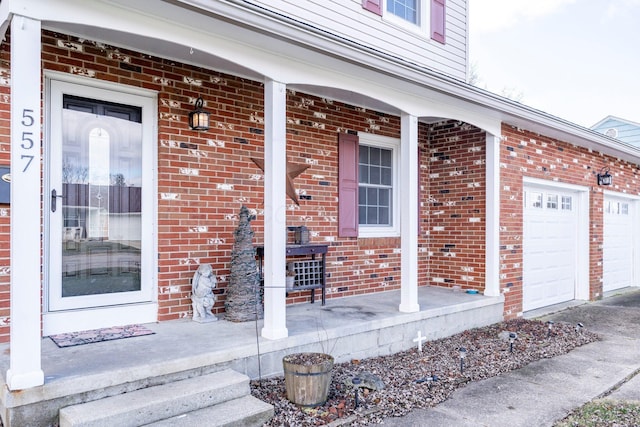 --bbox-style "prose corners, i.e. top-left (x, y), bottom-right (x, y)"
top-left (59, 369), bottom-right (269, 426)
top-left (144, 395), bottom-right (274, 427)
